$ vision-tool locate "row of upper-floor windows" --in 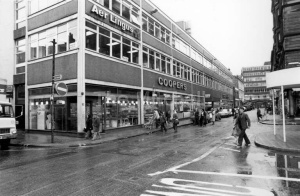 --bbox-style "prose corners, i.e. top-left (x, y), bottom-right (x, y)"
top-left (242, 65), bottom-right (271, 72)
top-left (244, 82), bottom-right (267, 87)
top-left (243, 72), bottom-right (267, 77)
top-left (244, 77), bottom-right (266, 82)
top-left (28, 20), bottom-right (77, 60)
top-left (141, 12), bottom-right (233, 84)
top-left (86, 21), bottom-right (139, 64)
top-left (245, 88), bottom-right (269, 93)
top-left (142, 45), bottom-right (232, 94)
